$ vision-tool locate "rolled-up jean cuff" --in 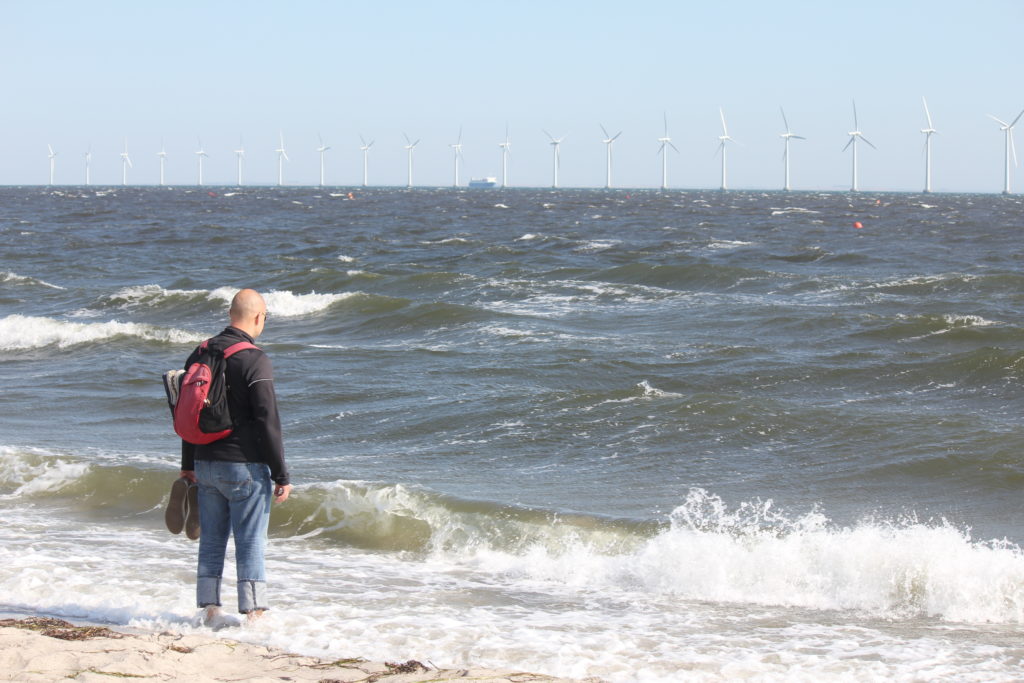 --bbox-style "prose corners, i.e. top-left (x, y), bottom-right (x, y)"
top-left (238, 580), bottom-right (268, 614)
top-left (197, 577), bottom-right (221, 607)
